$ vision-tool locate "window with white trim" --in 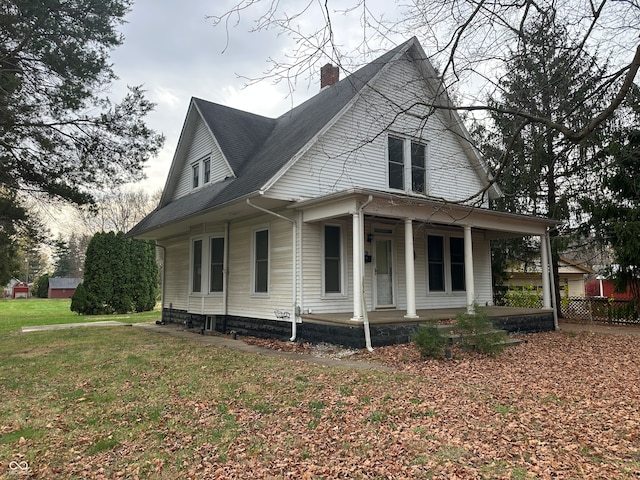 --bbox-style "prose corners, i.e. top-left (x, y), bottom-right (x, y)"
top-left (323, 224), bottom-right (343, 295)
top-left (204, 158), bottom-right (211, 184)
top-left (191, 155), bottom-right (212, 190)
top-left (427, 234), bottom-right (465, 292)
top-left (387, 135), bottom-right (428, 195)
top-left (192, 163), bottom-right (200, 189)
top-left (253, 229), bottom-right (269, 294)
top-left (192, 239), bottom-right (203, 293)
top-left (450, 237), bottom-right (465, 291)
top-left (191, 235), bottom-right (225, 295)
top-left (209, 237), bottom-right (224, 293)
